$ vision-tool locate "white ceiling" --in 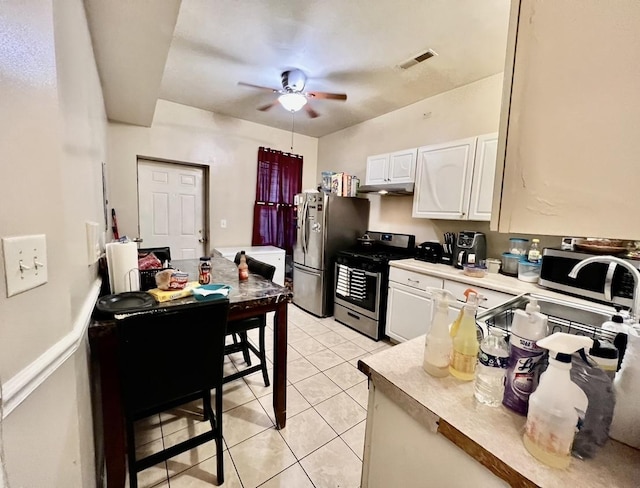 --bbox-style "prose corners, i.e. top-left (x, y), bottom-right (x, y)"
top-left (84, 0), bottom-right (511, 138)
